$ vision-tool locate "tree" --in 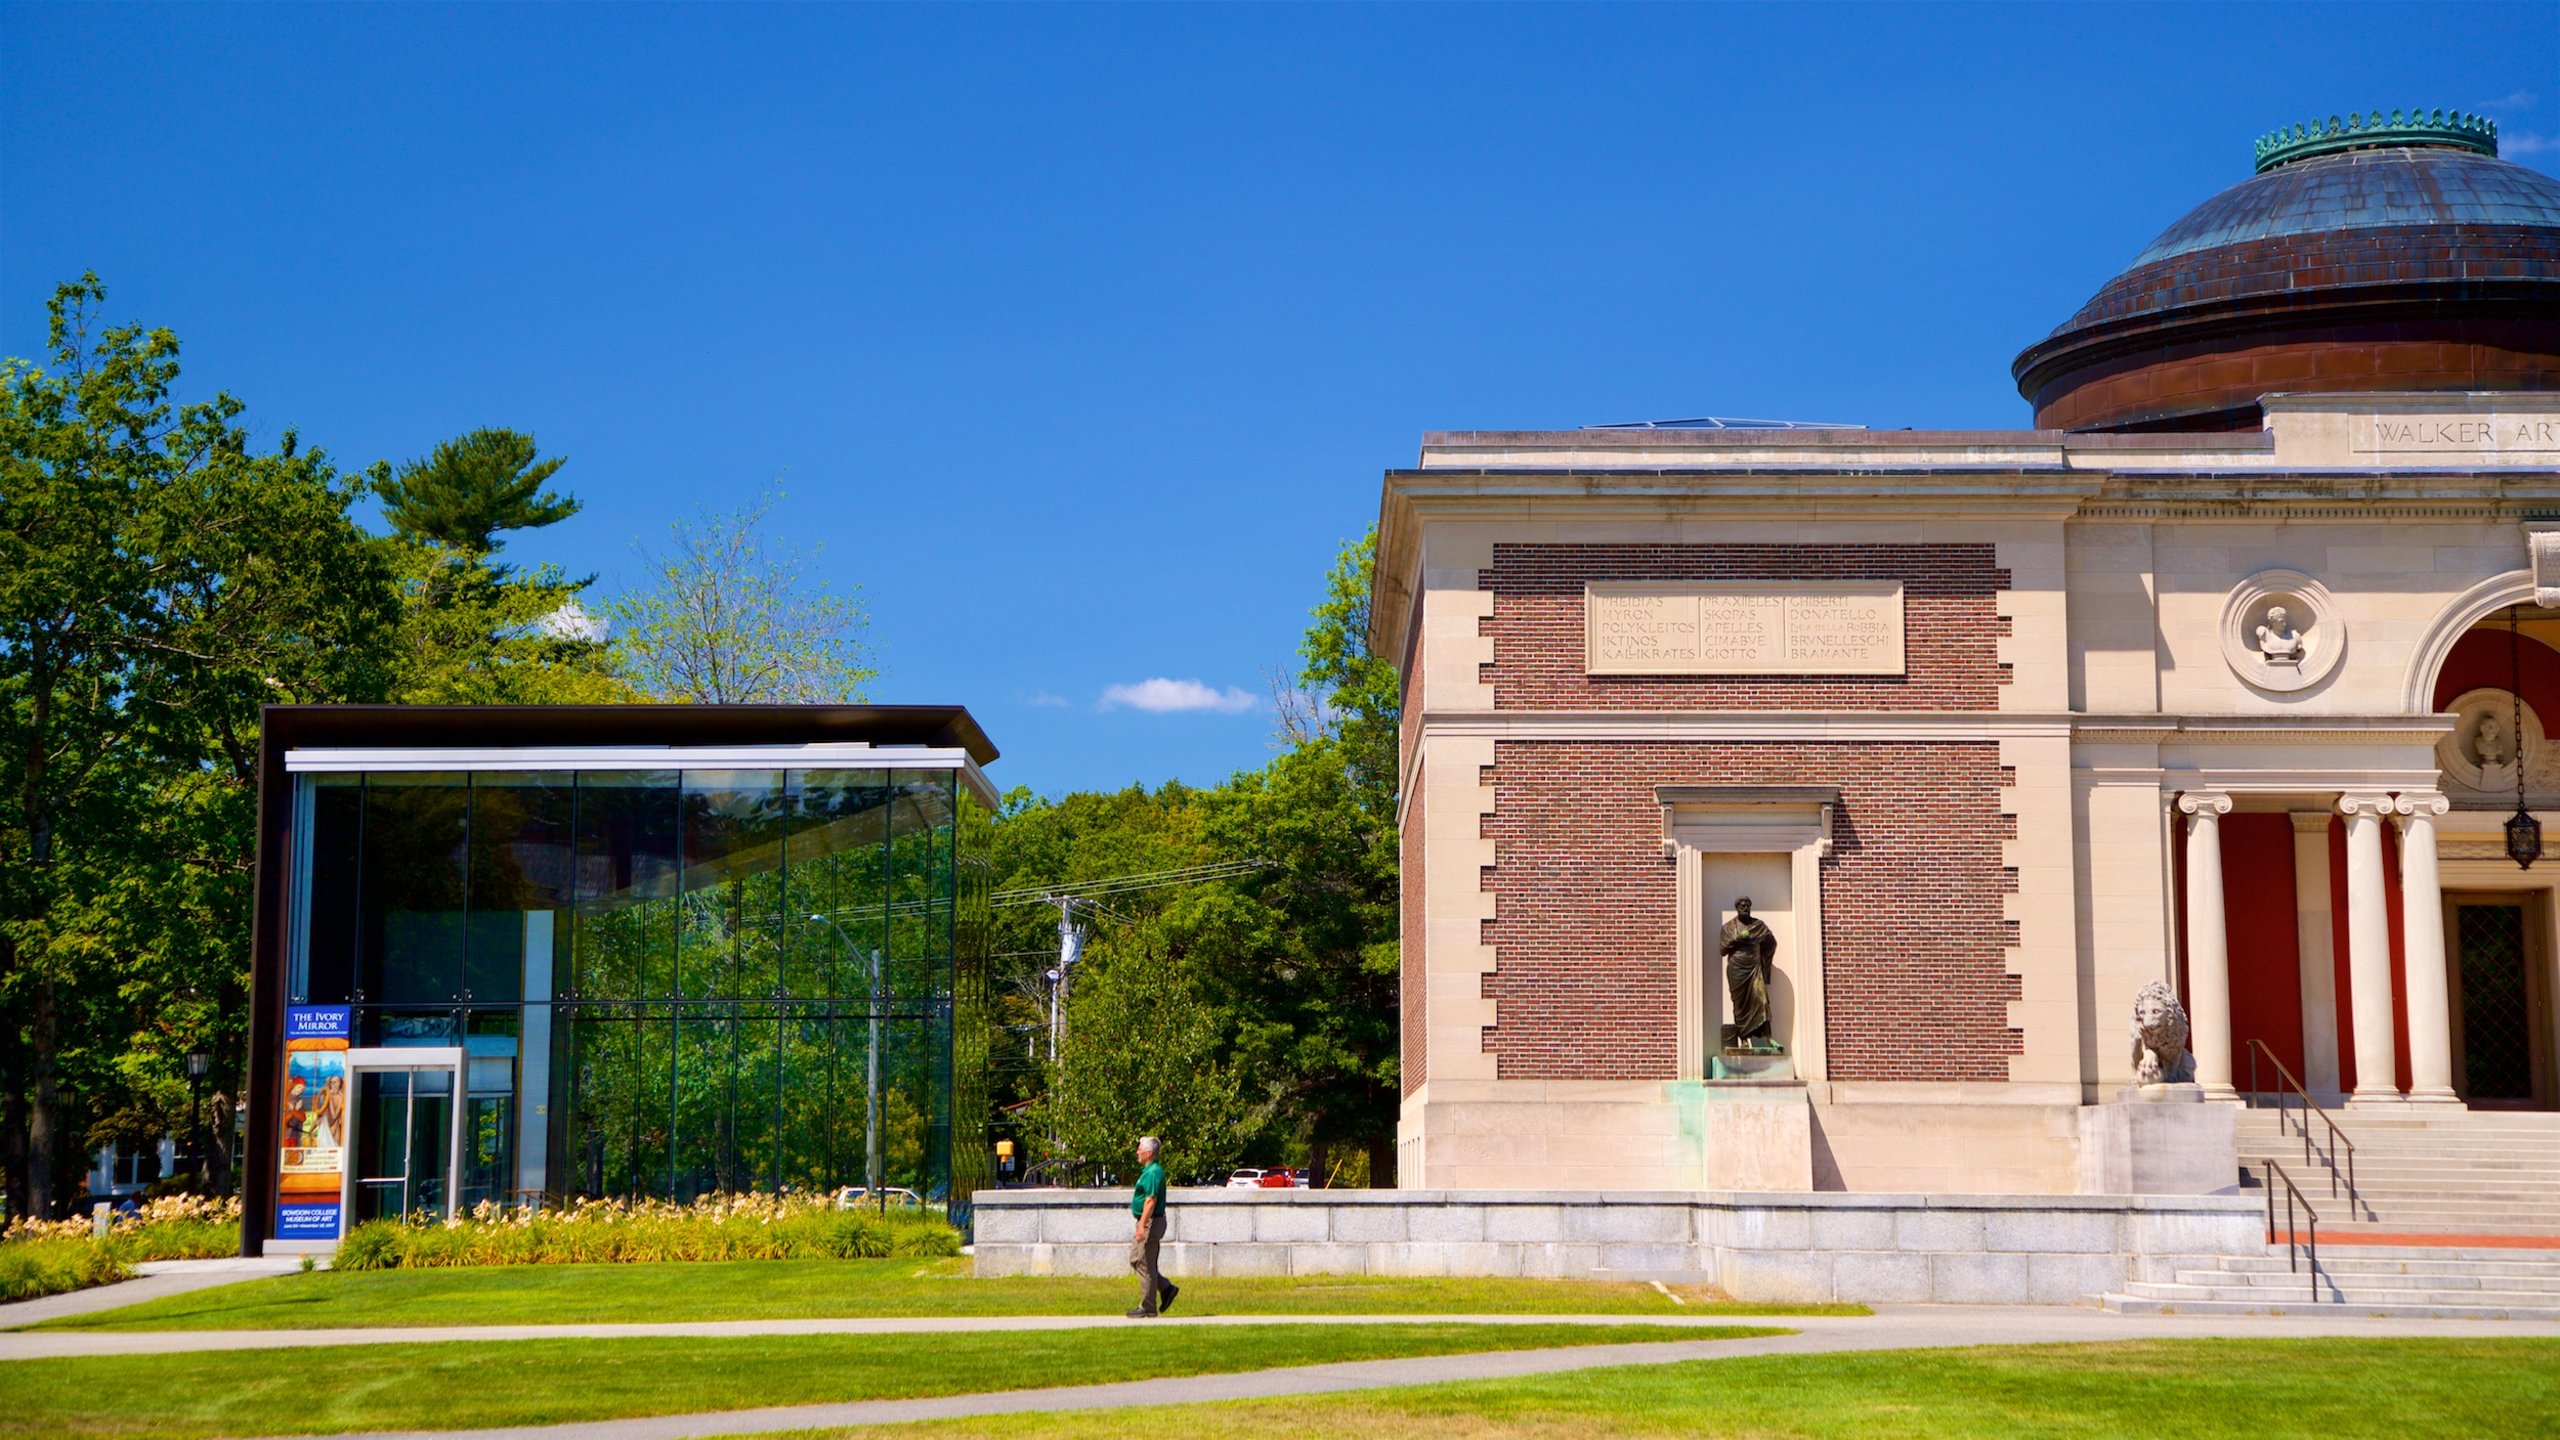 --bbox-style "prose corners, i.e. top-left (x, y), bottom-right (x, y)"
top-left (377, 427), bottom-right (579, 554)
top-left (1027, 917), bottom-right (1251, 1181)
top-left (374, 428), bottom-right (626, 705)
top-left (983, 531), bottom-right (1403, 1187)
top-left (1, 275), bottom-right (399, 1216)
top-left (608, 485), bottom-right (874, 703)
top-left (382, 539), bottom-right (631, 704)
top-left (1190, 529), bottom-right (1400, 1184)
